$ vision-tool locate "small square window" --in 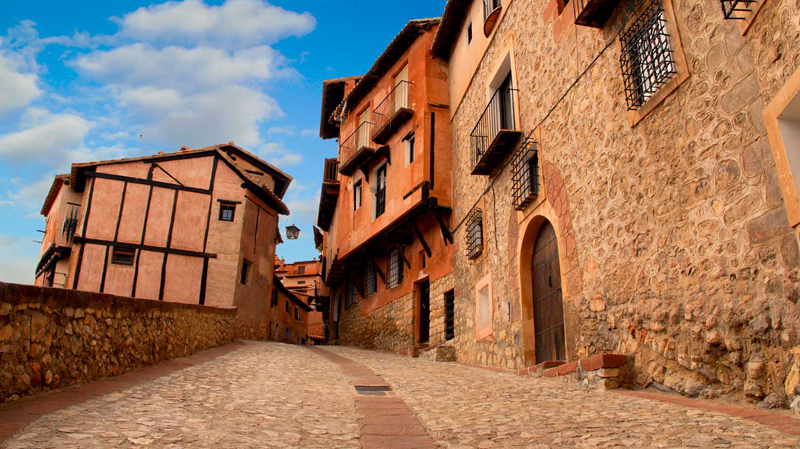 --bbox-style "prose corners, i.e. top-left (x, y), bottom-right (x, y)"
top-left (219, 203), bottom-right (236, 222)
top-left (294, 307), bottom-right (299, 320)
top-left (467, 22), bottom-right (473, 44)
top-left (365, 259), bottom-right (378, 296)
top-left (111, 248), bottom-right (135, 266)
top-left (387, 247), bottom-right (405, 288)
top-left (619, 0), bottom-right (677, 110)
top-left (298, 280), bottom-right (306, 285)
top-left (240, 259), bottom-right (250, 285)
top-left (466, 208), bottom-right (484, 260)
top-left (354, 181), bottom-right (363, 210)
top-left (298, 265), bottom-right (306, 274)
top-left (285, 299), bottom-right (290, 313)
top-left (405, 134), bottom-right (416, 165)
